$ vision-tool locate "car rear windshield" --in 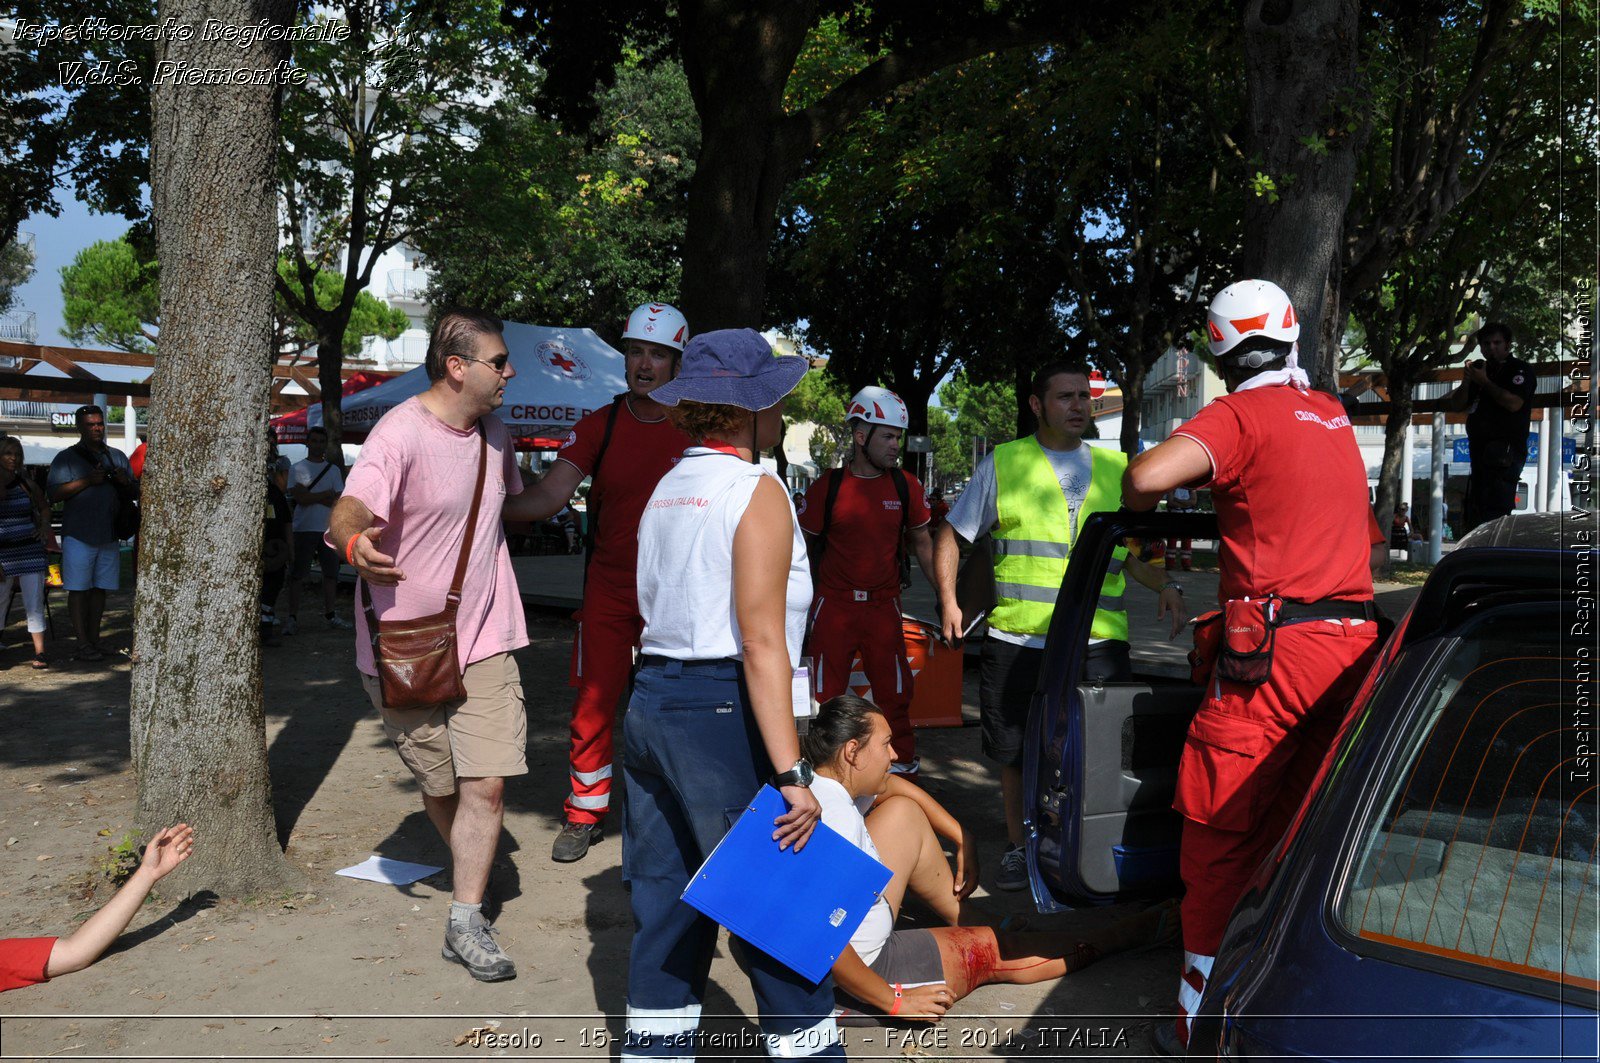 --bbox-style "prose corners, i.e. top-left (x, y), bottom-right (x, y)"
top-left (1338, 601), bottom-right (1596, 997)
